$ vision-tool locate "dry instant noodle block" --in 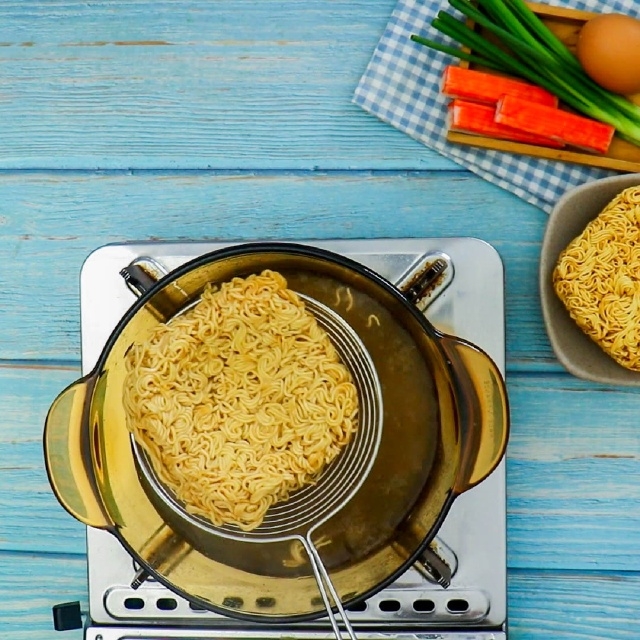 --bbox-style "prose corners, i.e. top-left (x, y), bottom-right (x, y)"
top-left (553, 186), bottom-right (640, 371)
